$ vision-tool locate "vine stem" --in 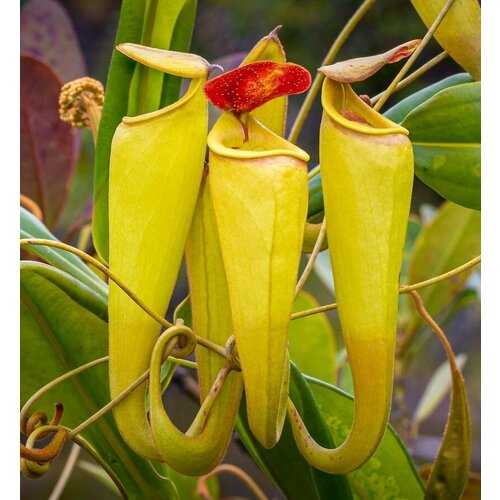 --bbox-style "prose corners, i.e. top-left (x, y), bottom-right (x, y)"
top-left (294, 217), bottom-right (327, 299)
top-left (291, 255), bottom-right (481, 320)
top-left (71, 434), bottom-right (128, 499)
top-left (20, 194), bottom-right (43, 221)
top-left (197, 464), bottom-right (268, 500)
top-left (20, 355), bottom-right (197, 438)
top-left (48, 443), bottom-right (81, 500)
top-left (408, 290), bottom-right (459, 370)
top-left (373, 0), bottom-right (457, 112)
top-left (20, 238), bottom-right (228, 360)
top-left (287, 0), bottom-right (375, 144)
top-left (371, 51), bottom-right (448, 106)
